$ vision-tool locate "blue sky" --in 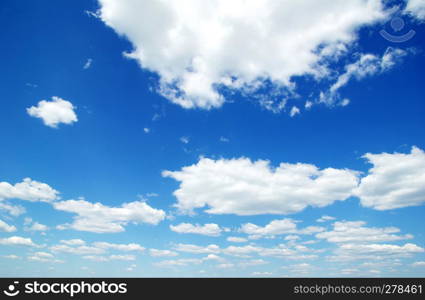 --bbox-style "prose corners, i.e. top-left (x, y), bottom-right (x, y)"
top-left (0, 0), bottom-right (424, 277)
